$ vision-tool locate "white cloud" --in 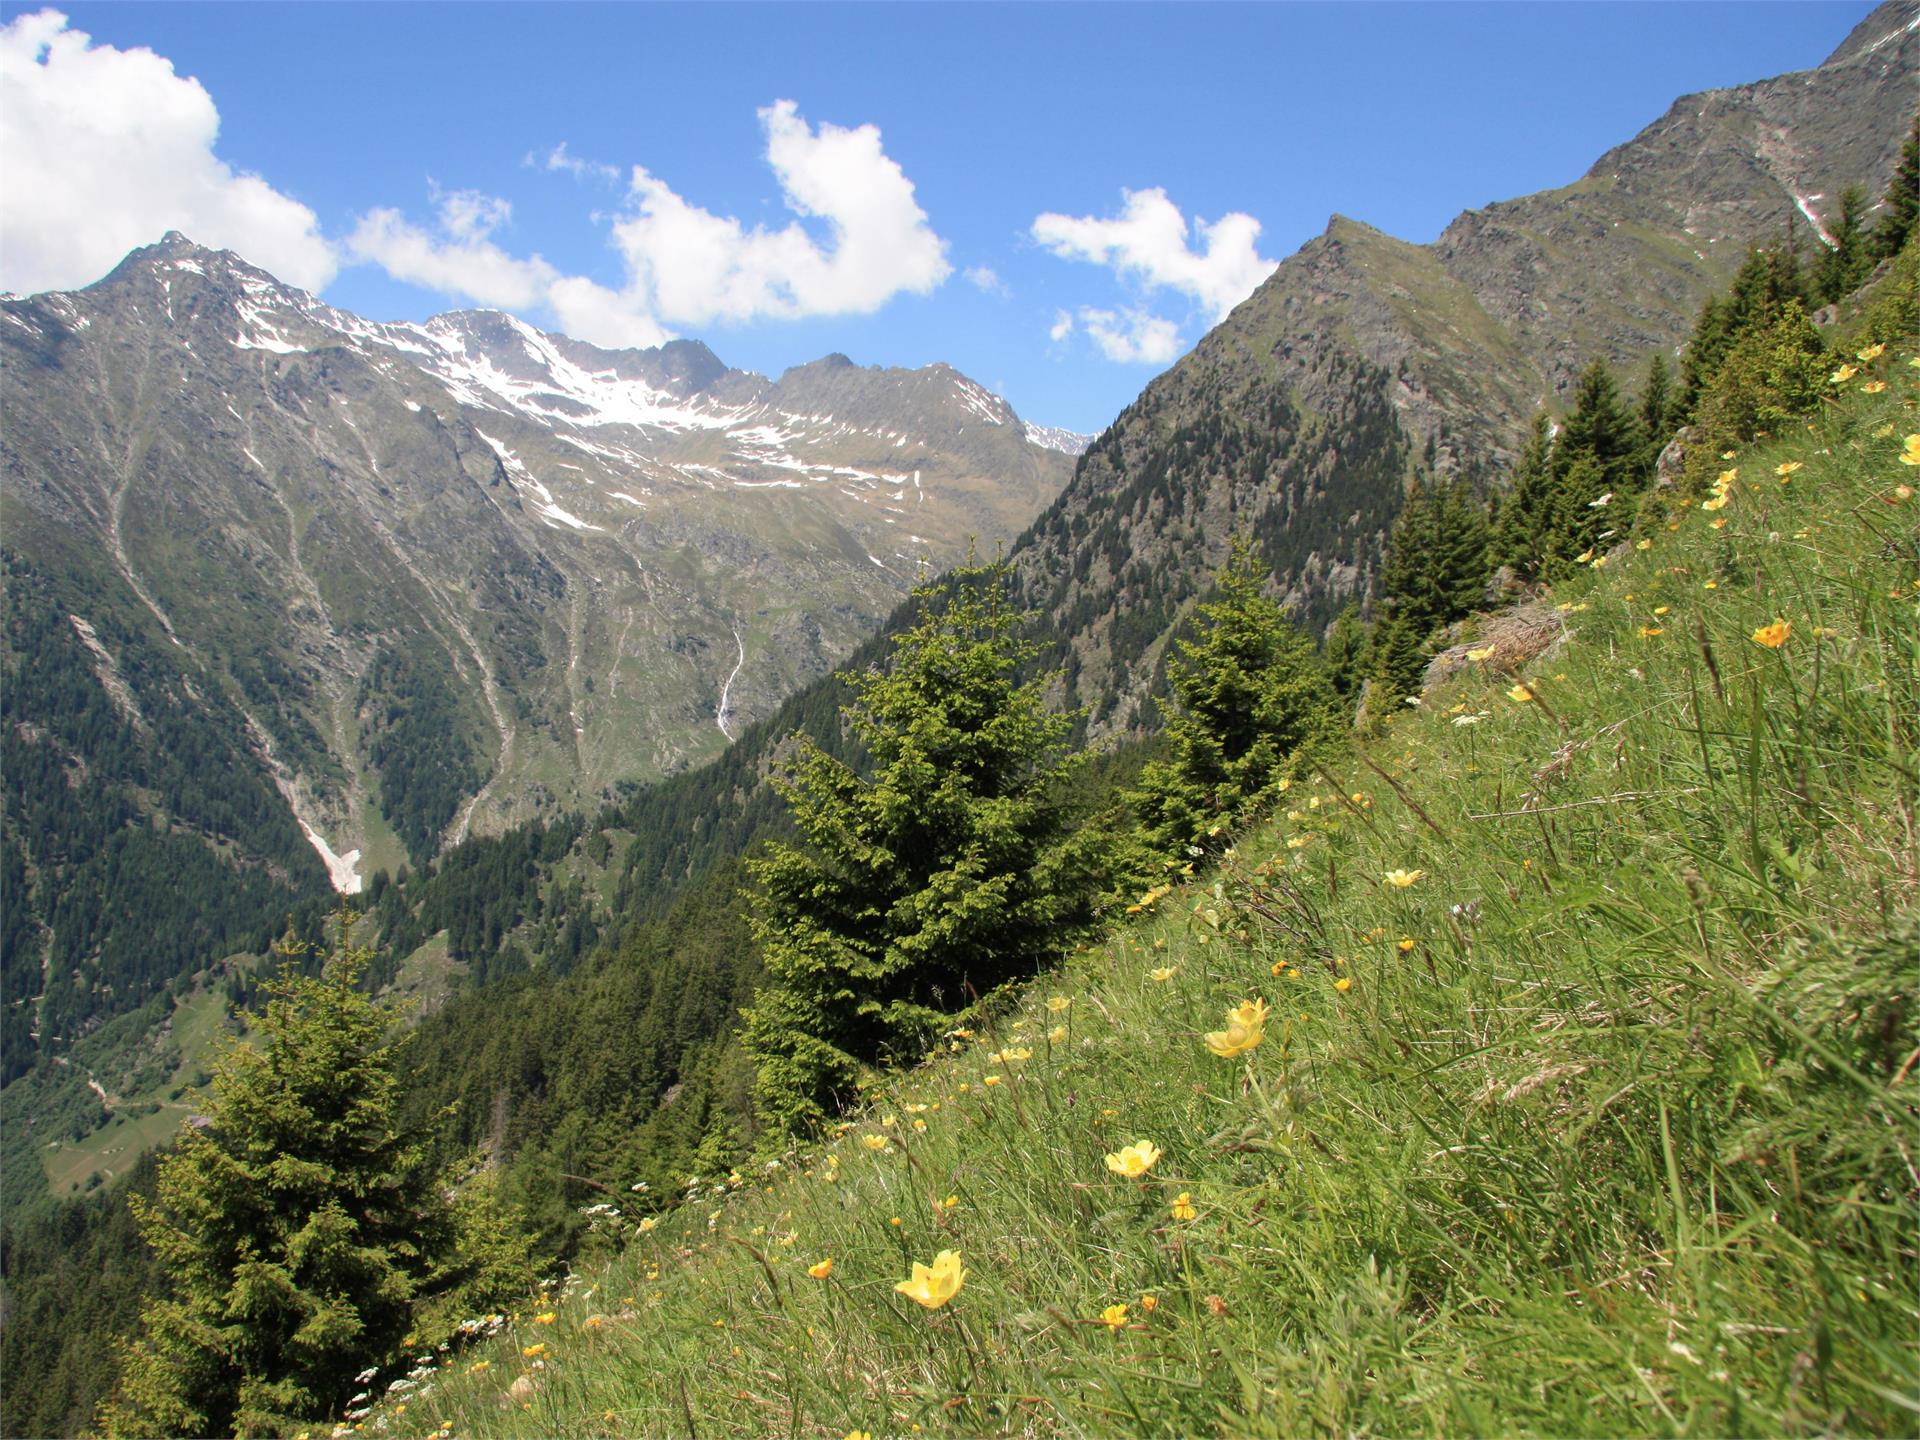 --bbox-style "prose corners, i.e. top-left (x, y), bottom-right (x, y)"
top-left (1048, 309), bottom-right (1075, 343)
top-left (0, 9), bottom-right (336, 295)
top-left (346, 189), bottom-right (559, 311)
top-left (607, 100), bottom-right (949, 325)
top-left (1077, 307), bottom-right (1181, 365)
top-left (541, 142), bottom-right (621, 186)
top-left (964, 264), bottom-right (1008, 297)
top-left (1031, 186), bottom-right (1275, 322)
top-left (350, 100), bottom-right (947, 350)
